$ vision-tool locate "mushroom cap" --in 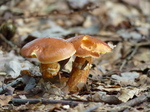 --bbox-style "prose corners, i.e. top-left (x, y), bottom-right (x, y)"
top-left (21, 37), bottom-right (76, 63)
top-left (67, 35), bottom-right (112, 58)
